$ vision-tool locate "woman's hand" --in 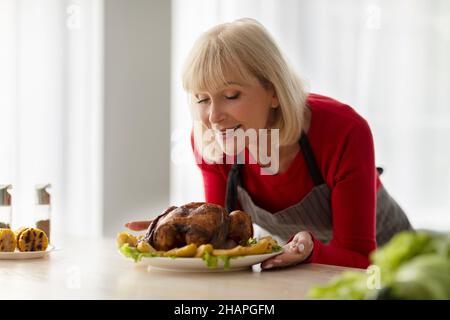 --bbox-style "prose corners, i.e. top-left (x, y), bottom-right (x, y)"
top-left (124, 220), bottom-right (153, 231)
top-left (261, 231), bottom-right (314, 270)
